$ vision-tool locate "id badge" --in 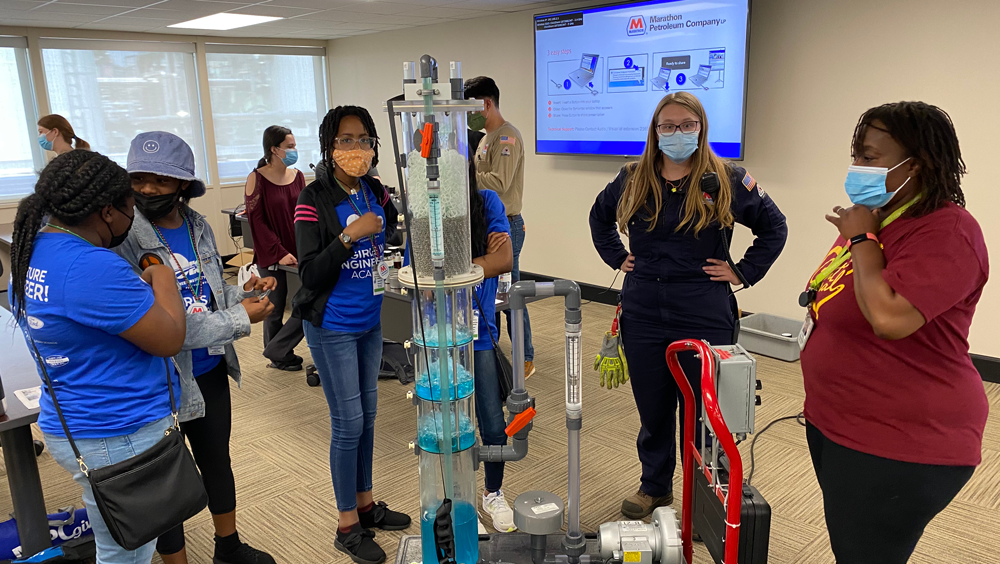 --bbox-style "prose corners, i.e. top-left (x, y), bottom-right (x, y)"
top-left (472, 311), bottom-right (480, 337)
top-left (798, 312), bottom-right (815, 351)
top-left (372, 262), bottom-right (386, 295)
top-left (208, 346), bottom-right (225, 356)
